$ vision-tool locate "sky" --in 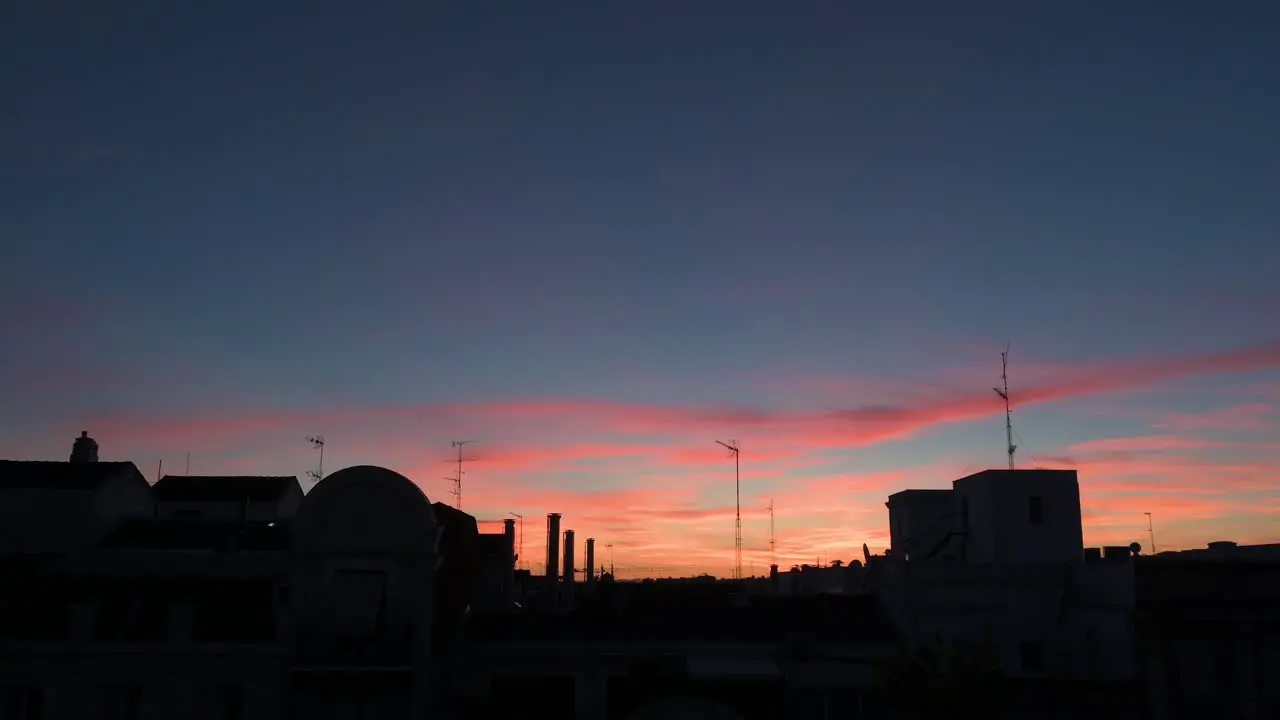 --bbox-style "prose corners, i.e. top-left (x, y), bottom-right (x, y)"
top-left (2, 1), bottom-right (1278, 578)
